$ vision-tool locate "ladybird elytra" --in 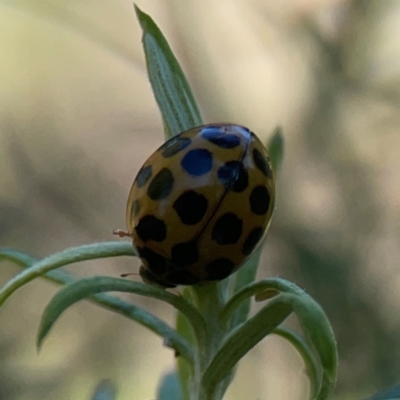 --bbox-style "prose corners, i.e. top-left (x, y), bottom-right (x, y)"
top-left (126, 123), bottom-right (275, 288)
